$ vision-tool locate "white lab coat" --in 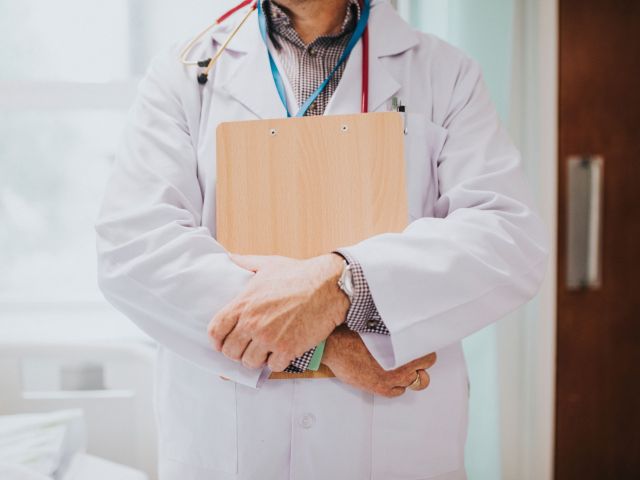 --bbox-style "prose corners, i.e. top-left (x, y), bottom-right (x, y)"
top-left (96, 1), bottom-right (548, 479)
